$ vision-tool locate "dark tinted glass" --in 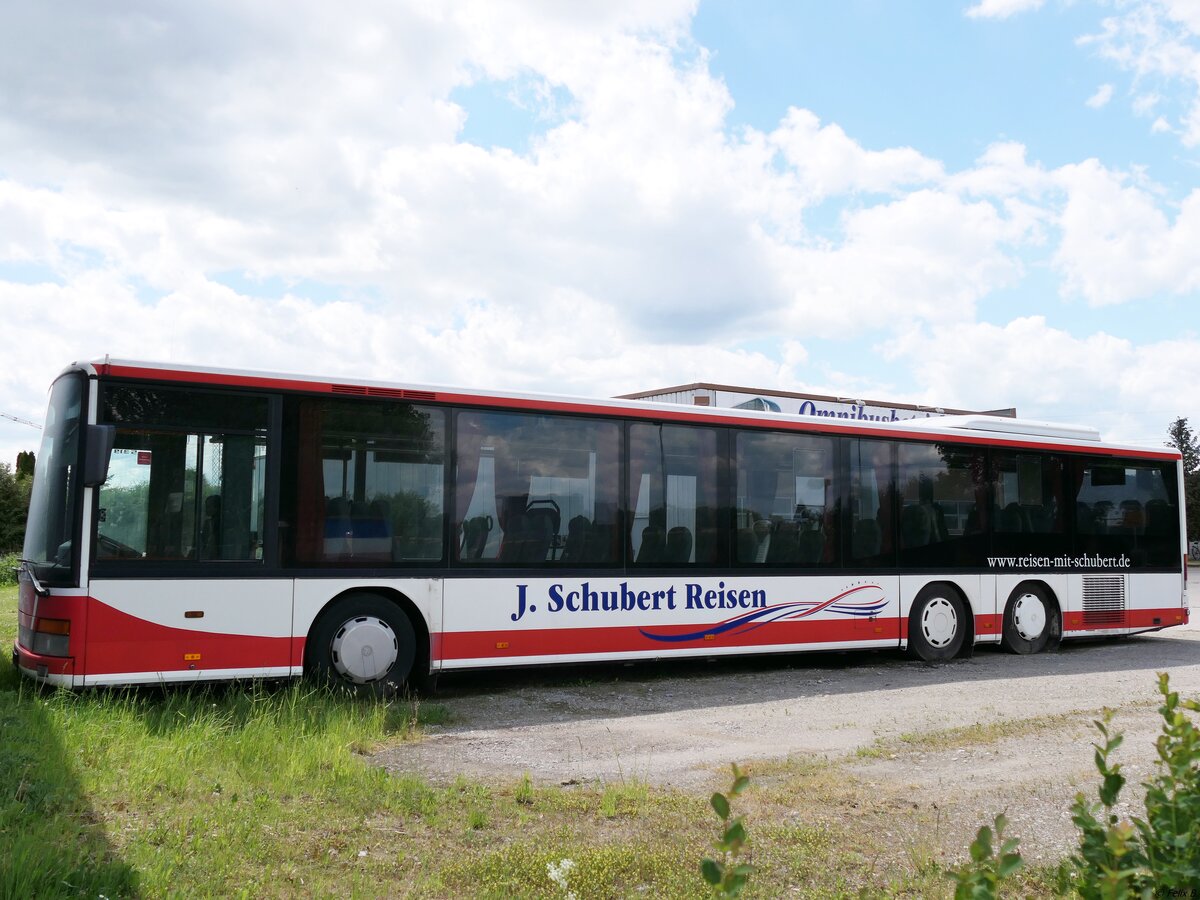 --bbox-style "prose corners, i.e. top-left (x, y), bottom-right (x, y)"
top-left (455, 410), bottom-right (620, 565)
top-left (897, 443), bottom-right (988, 567)
top-left (848, 439), bottom-right (896, 566)
top-left (23, 374), bottom-right (84, 583)
top-left (990, 452), bottom-right (1068, 558)
top-left (103, 385), bottom-right (267, 432)
top-left (735, 431), bottom-right (837, 567)
top-left (1072, 457), bottom-right (1180, 567)
top-left (628, 423), bottom-right (722, 567)
top-left (292, 399), bottom-right (445, 565)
